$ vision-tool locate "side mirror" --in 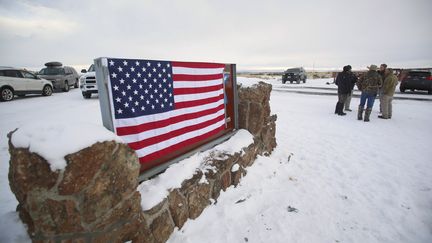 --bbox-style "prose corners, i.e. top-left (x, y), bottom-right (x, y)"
top-left (81, 69), bottom-right (87, 73)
